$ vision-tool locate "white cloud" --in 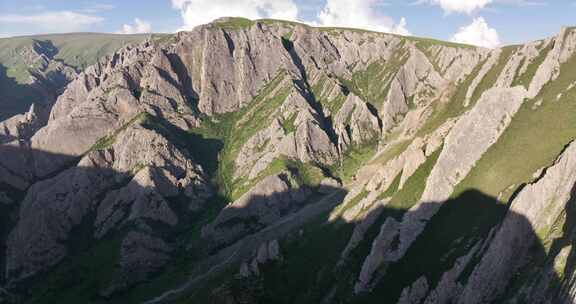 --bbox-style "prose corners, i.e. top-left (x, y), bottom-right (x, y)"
top-left (171, 0), bottom-right (409, 36)
top-left (392, 17), bottom-right (411, 36)
top-left (171, 0), bottom-right (299, 31)
top-left (0, 11), bottom-right (103, 33)
top-left (427, 0), bottom-right (493, 14)
top-left (451, 17), bottom-right (500, 48)
top-left (117, 18), bottom-right (152, 34)
top-left (317, 0), bottom-right (411, 35)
